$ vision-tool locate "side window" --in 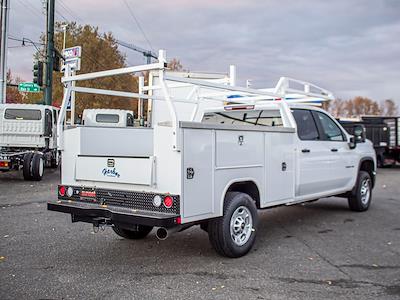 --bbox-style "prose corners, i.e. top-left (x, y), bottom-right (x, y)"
top-left (202, 109), bottom-right (283, 127)
top-left (292, 109), bottom-right (319, 141)
top-left (314, 111), bottom-right (345, 141)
